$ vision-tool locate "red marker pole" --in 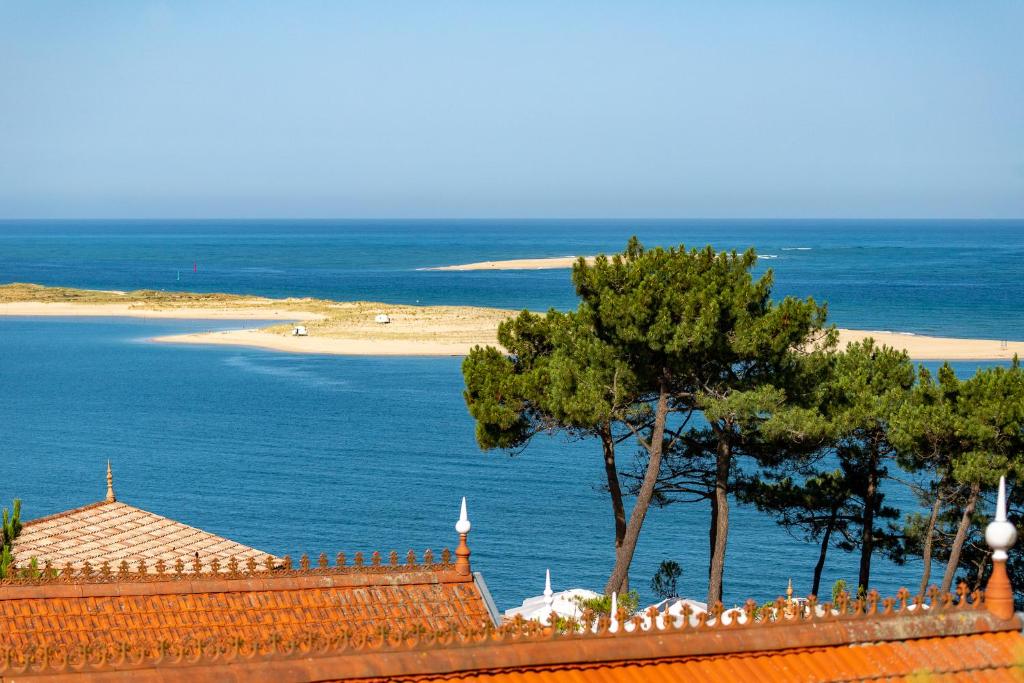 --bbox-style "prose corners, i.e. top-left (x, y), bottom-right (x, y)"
top-left (193, 262), bottom-right (197, 273)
